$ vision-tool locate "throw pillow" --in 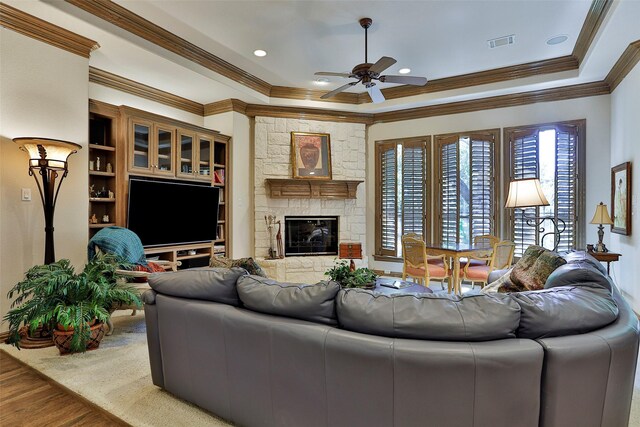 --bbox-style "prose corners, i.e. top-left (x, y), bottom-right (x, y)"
top-left (210, 256), bottom-right (268, 278)
top-left (510, 247), bottom-right (566, 291)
